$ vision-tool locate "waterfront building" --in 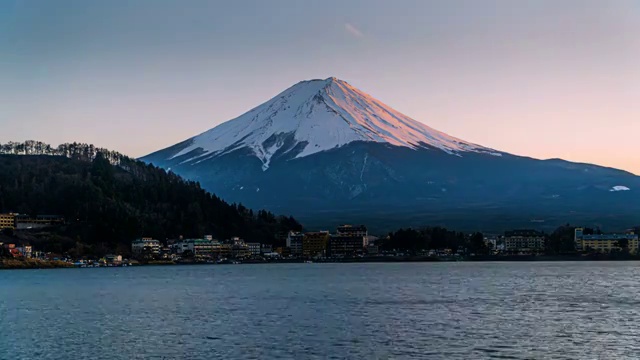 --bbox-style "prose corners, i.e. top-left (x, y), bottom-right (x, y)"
top-left (105, 254), bottom-right (123, 264)
top-left (337, 225), bottom-right (368, 237)
top-left (15, 214), bottom-right (64, 229)
top-left (504, 230), bottom-right (546, 253)
top-left (0, 213), bottom-right (16, 230)
top-left (131, 238), bottom-right (161, 256)
top-left (366, 244), bottom-right (379, 255)
top-left (275, 246), bottom-right (290, 257)
top-left (173, 239), bottom-right (221, 258)
top-left (328, 235), bottom-right (365, 257)
top-left (303, 231), bottom-right (330, 258)
top-left (232, 242), bottom-right (250, 258)
top-left (246, 242), bottom-right (261, 257)
top-left (16, 245), bottom-right (32, 258)
top-left (327, 225), bottom-right (367, 257)
top-left (574, 228), bottom-right (639, 253)
top-left (286, 231), bottom-right (303, 256)
top-left (219, 243), bottom-right (233, 258)
top-left (261, 244), bottom-right (273, 255)
top-left (193, 239), bottom-right (219, 257)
